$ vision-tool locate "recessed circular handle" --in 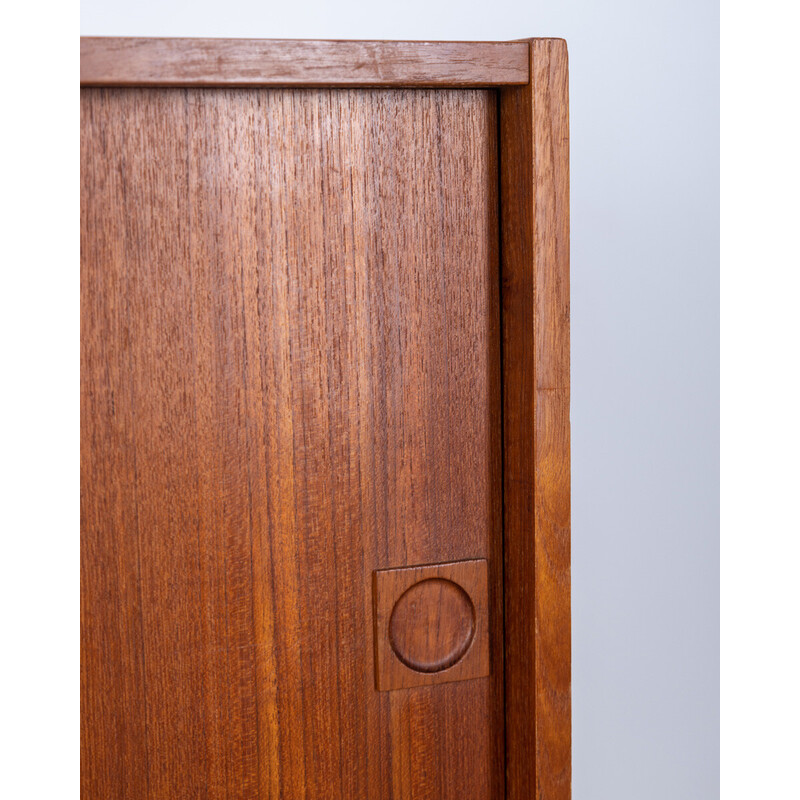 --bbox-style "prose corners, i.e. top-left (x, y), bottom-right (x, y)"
top-left (388, 578), bottom-right (476, 673)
